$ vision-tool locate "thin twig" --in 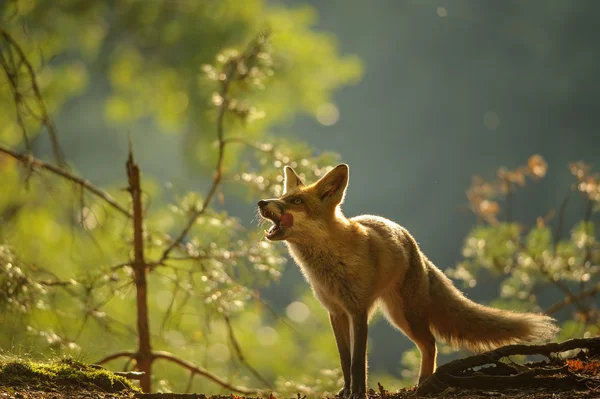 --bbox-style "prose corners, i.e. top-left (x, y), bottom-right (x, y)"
top-left (517, 226), bottom-right (589, 317)
top-left (158, 60), bottom-right (235, 264)
top-left (545, 283), bottom-right (600, 315)
top-left (0, 27), bottom-right (66, 166)
top-left (95, 351), bottom-right (137, 365)
top-left (224, 314), bottom-right (272, 388)
top-left (248, 291), bottom-right (298, 334)
top-left (0, 144), bottom-right (132, 218)
top-left (0, 48), bottom-right (31, 151)
top-left (553, 185), bottom-right (574, 254)
top-left (152, 350), bottom-right (257, 394)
